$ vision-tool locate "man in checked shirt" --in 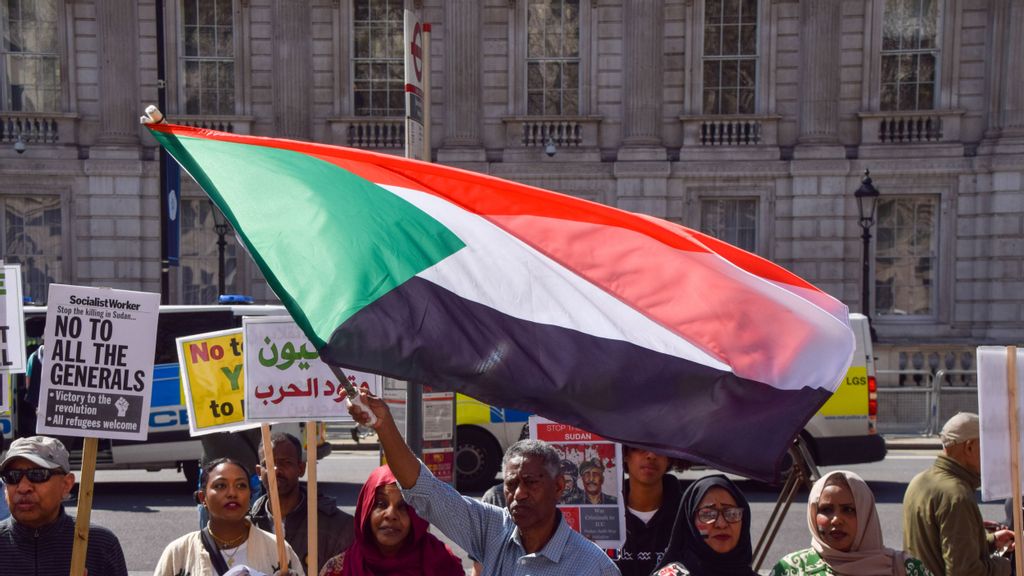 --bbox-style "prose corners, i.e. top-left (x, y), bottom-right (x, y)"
top-left (348, 390), bottom-right (620, 575)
